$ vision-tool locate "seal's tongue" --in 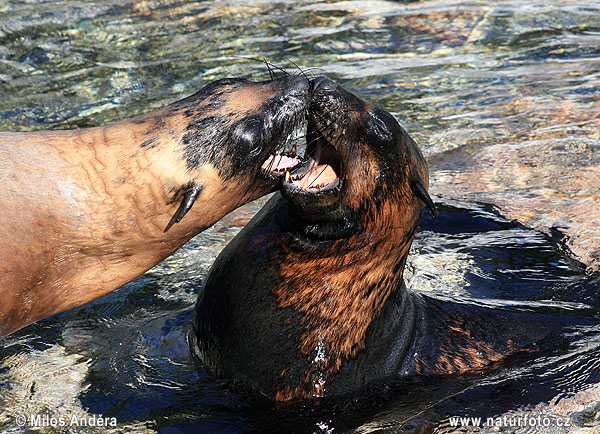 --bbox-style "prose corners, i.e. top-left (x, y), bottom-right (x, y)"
top-left (263, 118), bottom-right (341, 193)
top-left (290, 161), bottom-right (337, 191)
top-left (262, 154), bottom-right (301, 172)
top-left (289, 131), bottom-right (340, 191)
